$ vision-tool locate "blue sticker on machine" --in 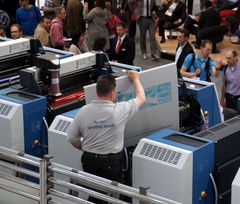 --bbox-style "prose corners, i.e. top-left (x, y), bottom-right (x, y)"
top-left (117, 82), bottom-right (172, 109)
